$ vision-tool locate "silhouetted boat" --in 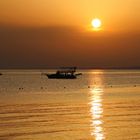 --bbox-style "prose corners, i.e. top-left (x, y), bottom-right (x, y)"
top-left (0, 73), bottom-right (2, 76)
top-left (46, 67), bottom-right (82, 79)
